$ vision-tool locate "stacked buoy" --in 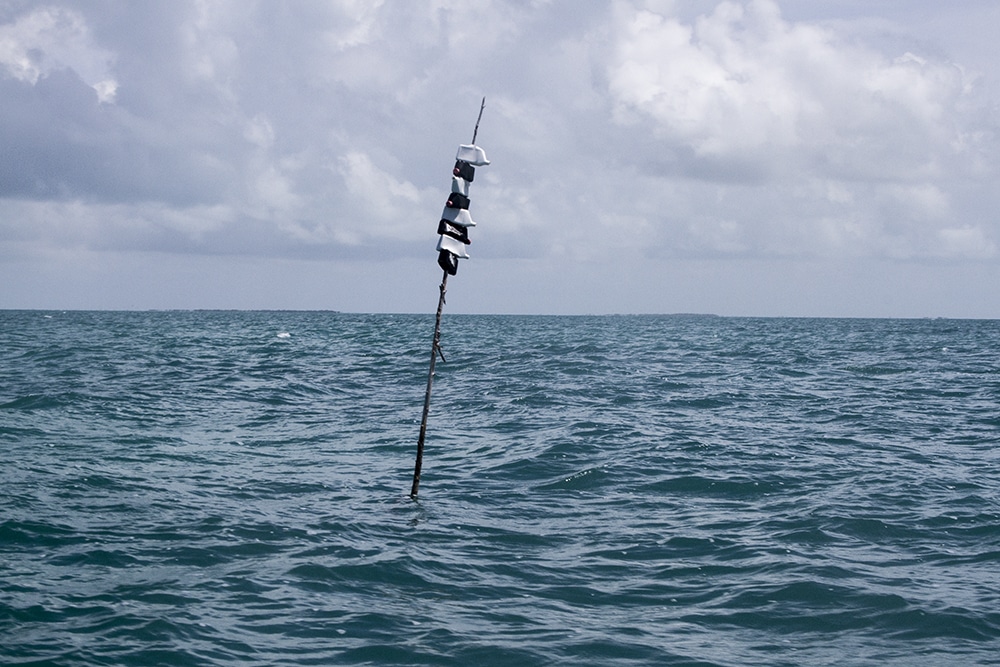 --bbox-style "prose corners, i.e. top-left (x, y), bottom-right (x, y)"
top-left (436, 143), bottom-right (490, 275)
